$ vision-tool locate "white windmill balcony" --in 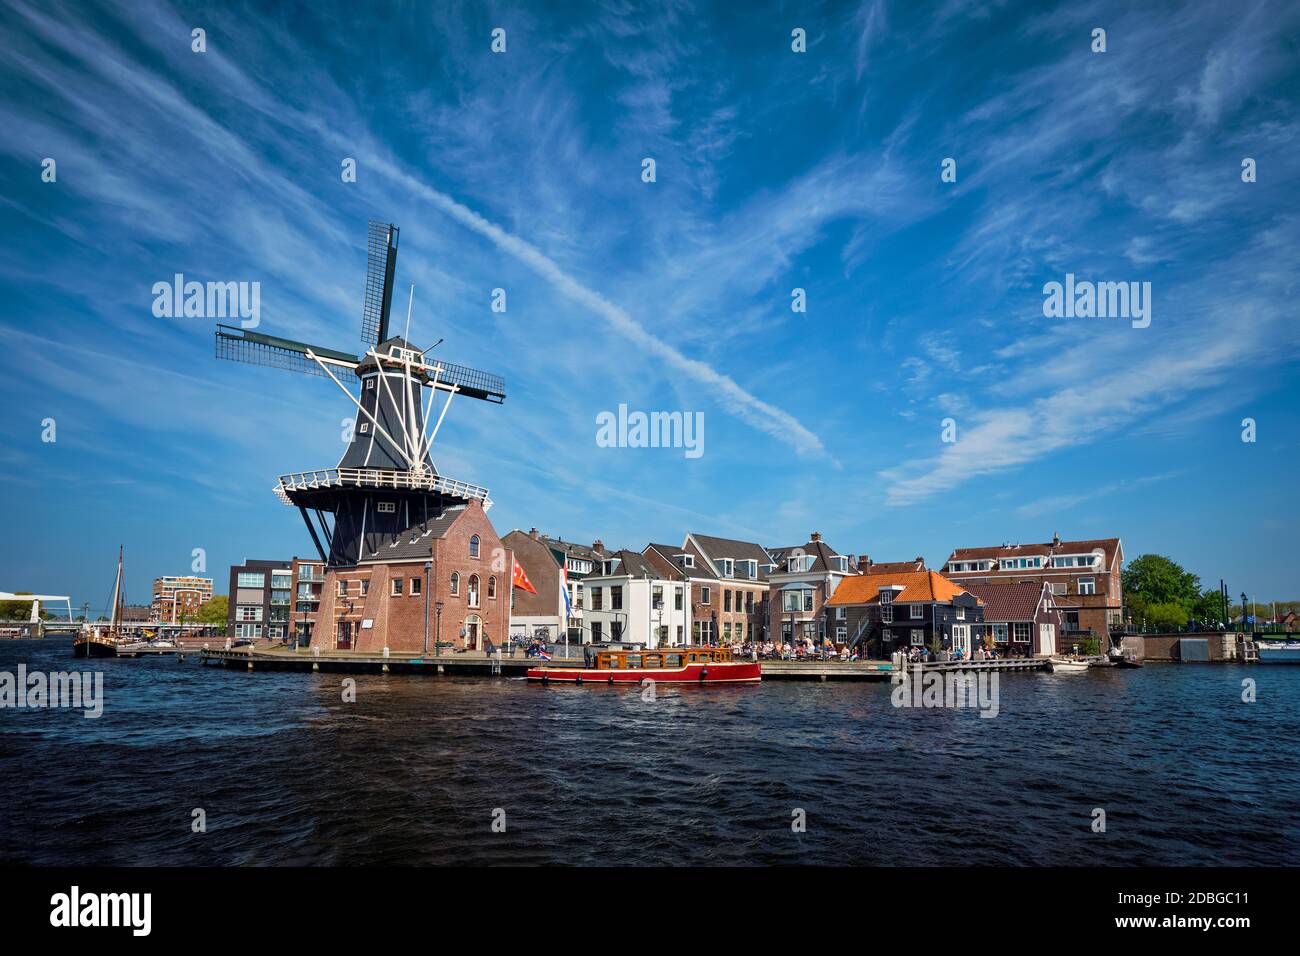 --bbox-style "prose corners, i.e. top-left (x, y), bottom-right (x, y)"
top-left (273, 468), bottom-right (492, 509)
